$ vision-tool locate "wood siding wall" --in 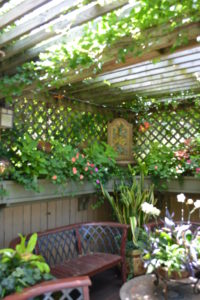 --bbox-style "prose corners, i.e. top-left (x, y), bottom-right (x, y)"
top-left (157, 192), bottom-right (200, 222)
top-left (0, 196), bottom-right (112, 248)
